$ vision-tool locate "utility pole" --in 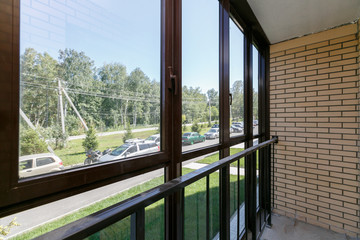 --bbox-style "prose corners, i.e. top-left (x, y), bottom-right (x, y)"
top-left (62, 87), bottom-right (89, 131)
top-left (58, 79), bottom-right (66, 135)
top-left (208, 96), bottom-right (212, 124)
